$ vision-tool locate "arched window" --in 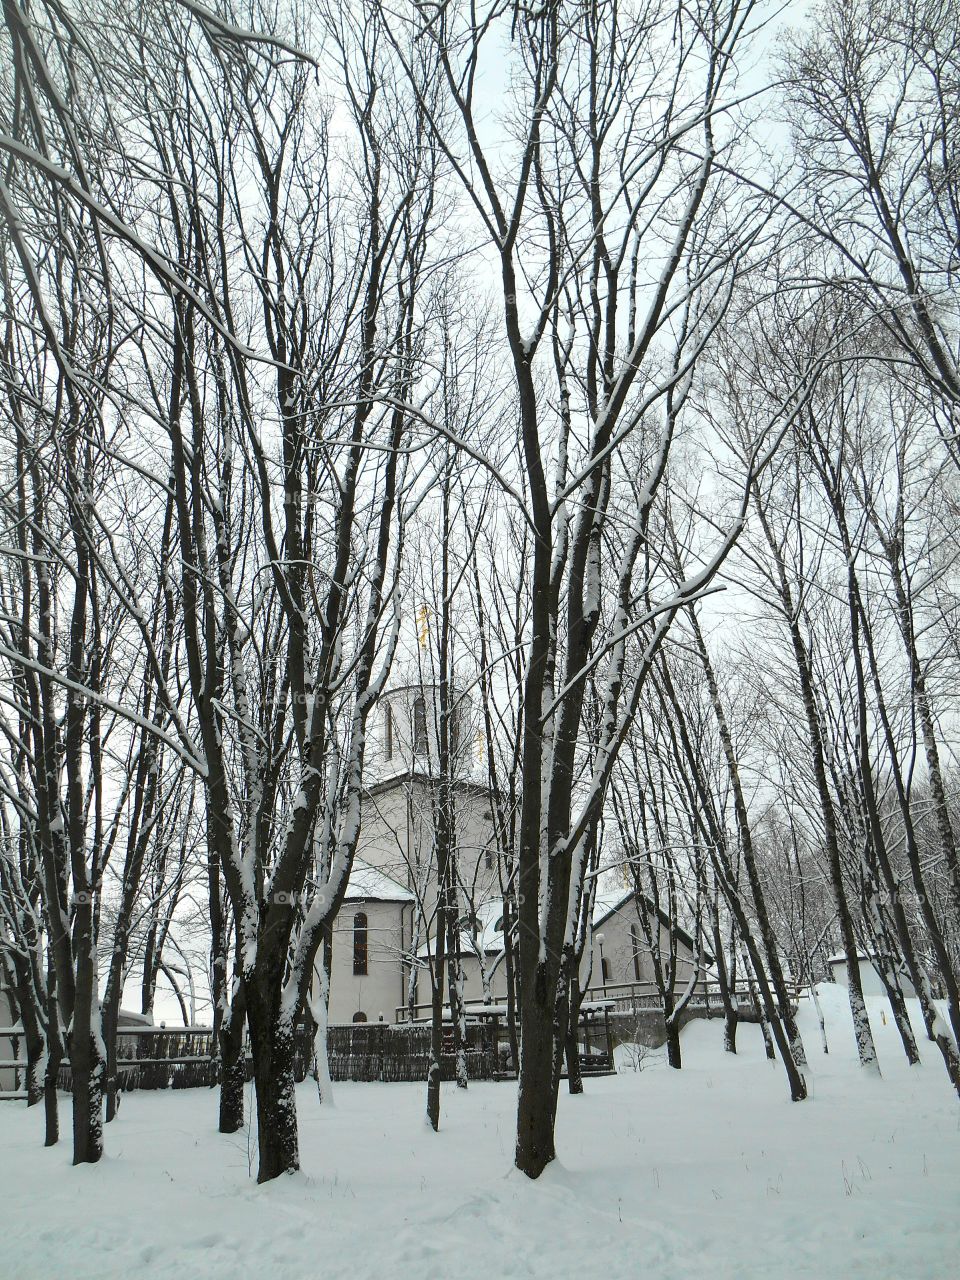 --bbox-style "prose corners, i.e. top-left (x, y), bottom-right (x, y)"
top-left (352, 1010), bottom-right (367, 1023)
top-left (631, 923), bottom-right (642, 981)
top-left (384, 703), bottom-right (394, 761)
top-left (353, 911), bottom-right (368, 975)
top-left (412, 695), bottom-right (428, 756)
